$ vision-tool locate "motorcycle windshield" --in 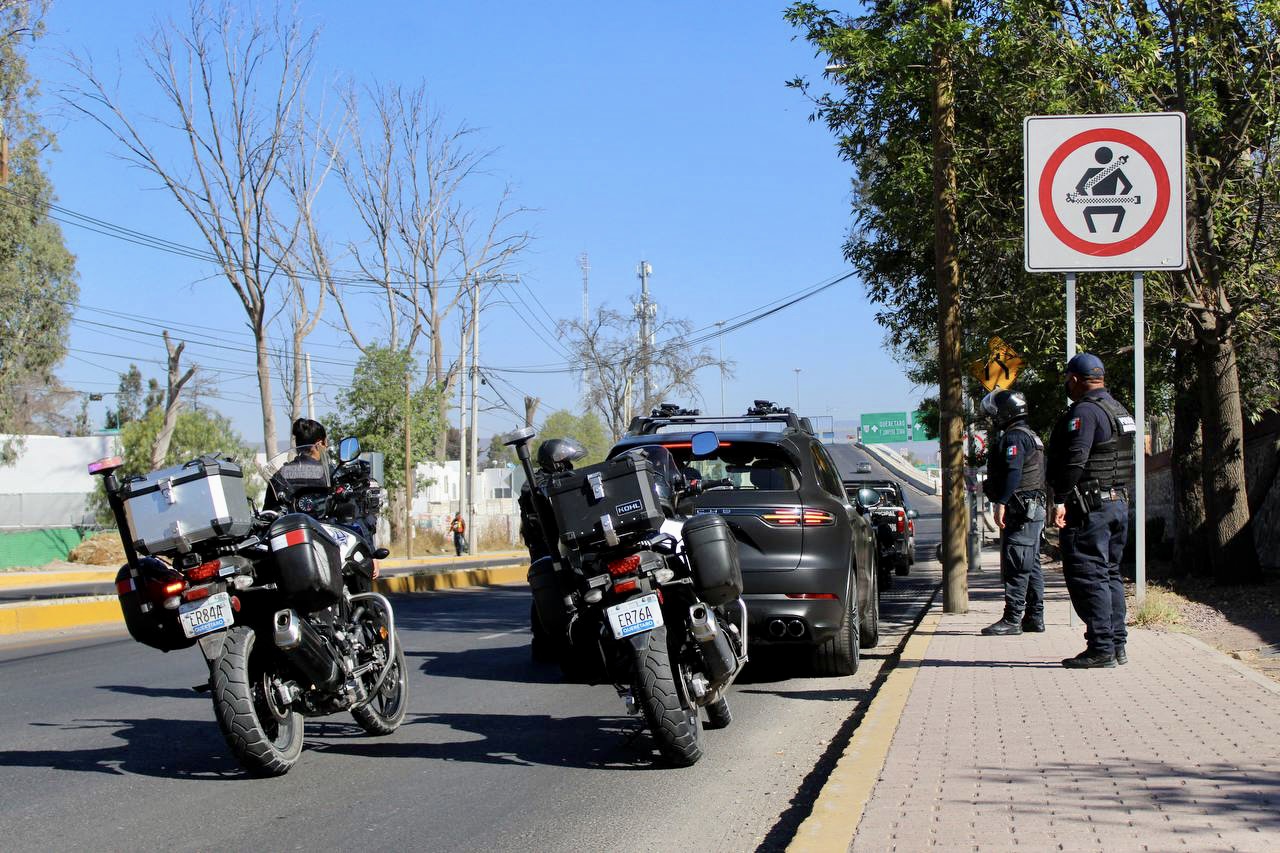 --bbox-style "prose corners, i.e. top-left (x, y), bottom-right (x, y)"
top-left (264, 445), bottom-right (333, 505)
